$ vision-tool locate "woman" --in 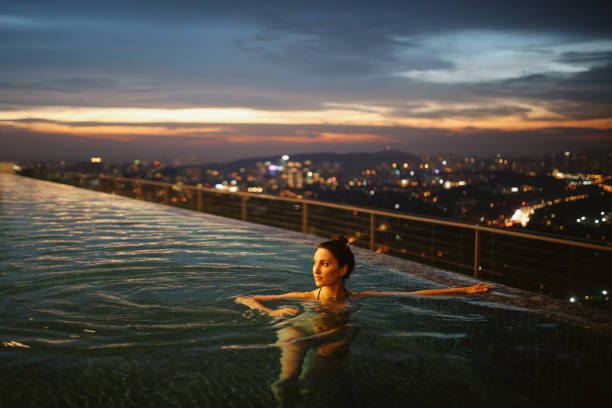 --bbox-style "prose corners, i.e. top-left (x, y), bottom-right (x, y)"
top-left (235, 235), bottom-right (492, 315)
top-left (235, 236), bottom-right (492, 402)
